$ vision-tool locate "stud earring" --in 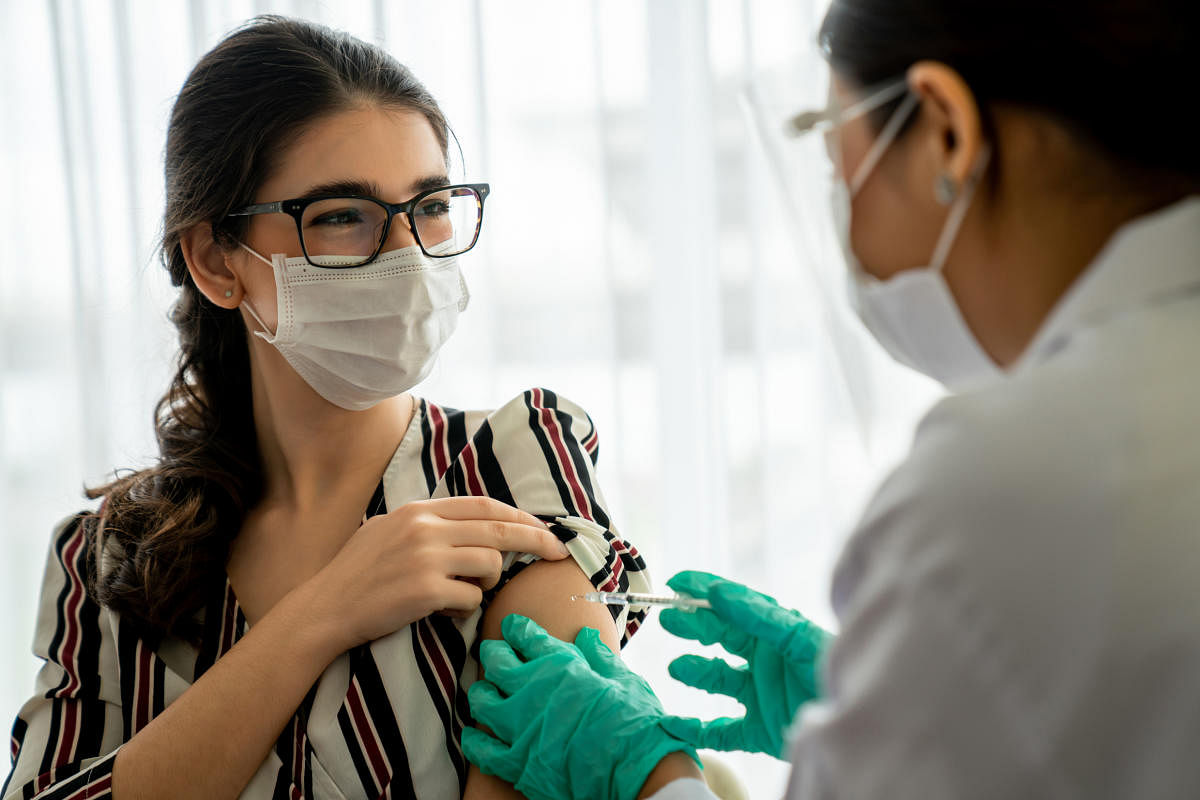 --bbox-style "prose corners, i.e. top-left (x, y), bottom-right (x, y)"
top-left (935, 173), bottom-right (958, 205)
top-left (224, 289), bottom-right (233, 298)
